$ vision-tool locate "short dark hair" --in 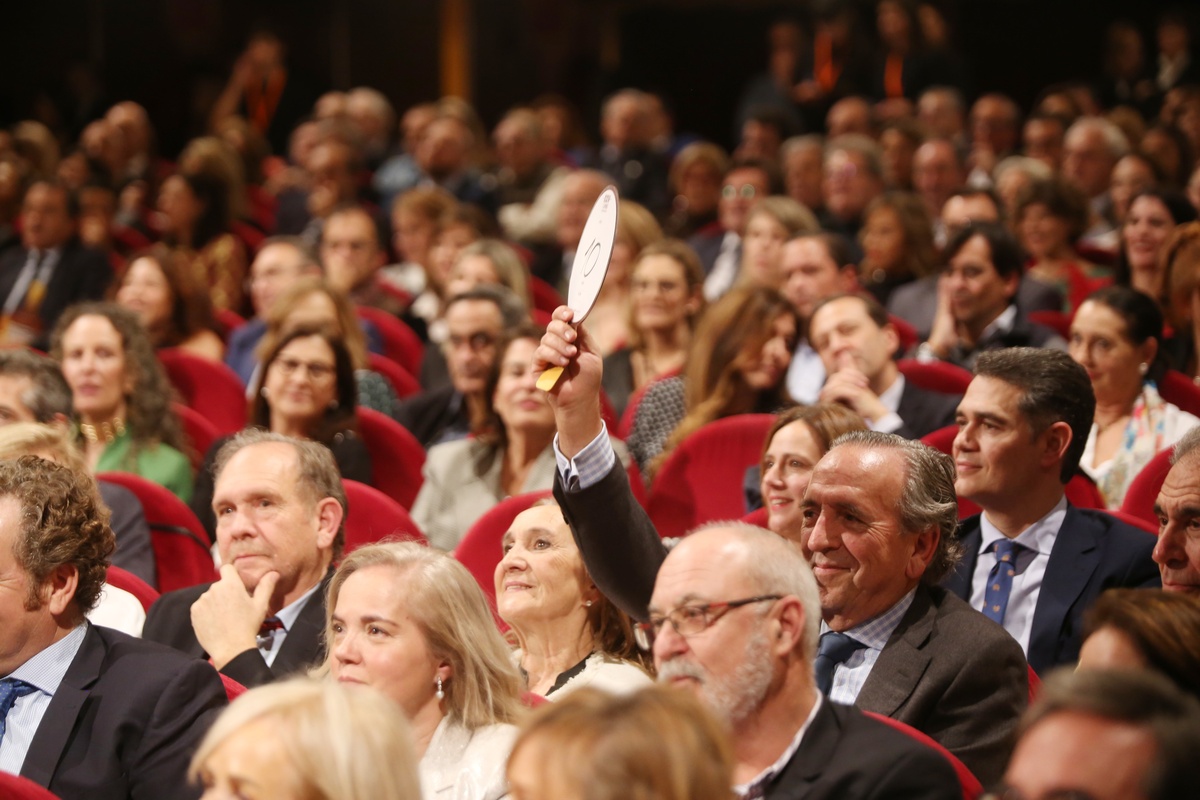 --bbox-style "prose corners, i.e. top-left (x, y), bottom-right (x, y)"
top-left (1082, 285), bottom-right (1167, 381)
top-left (0, 350), bottom-right (72, 421)
top-left (1021, 668), bottom-right (1200, 800)
top-left (0, 455), bottom-right (114, 615)
top-left (443, 284), bottom-right (528, 331)
top-left (790, 231), bottom-right (857, 269)
top-left (807, 292), bottom-right (890, 342)
top-left (943, 221), bottom-right (1024, 280)
top-left (1015, 177), bottom-right (1091, 242)
top-left (974, 348), bottom-right (1095, 482)
top-left (27, 179), bottom-right (80, 219)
